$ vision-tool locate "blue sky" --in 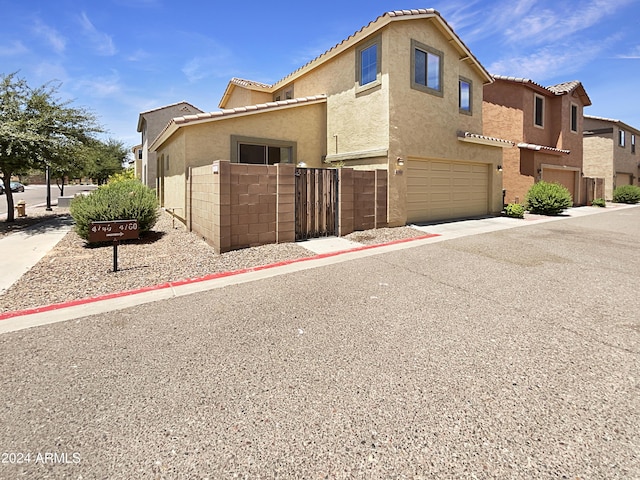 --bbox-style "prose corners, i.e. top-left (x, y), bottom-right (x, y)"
top-left (1, 0), bottom-right (639, 150)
